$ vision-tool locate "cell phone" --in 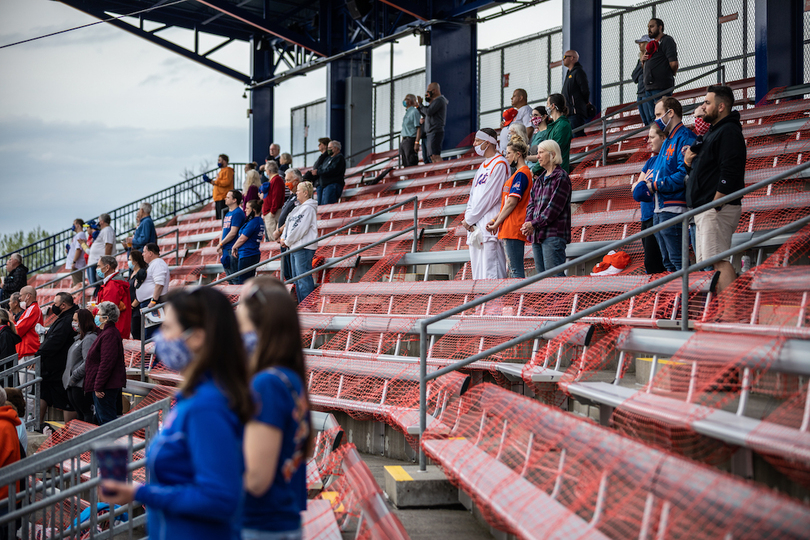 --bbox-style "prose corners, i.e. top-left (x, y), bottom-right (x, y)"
top-left (94, 442), bottom-right (129, 495)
